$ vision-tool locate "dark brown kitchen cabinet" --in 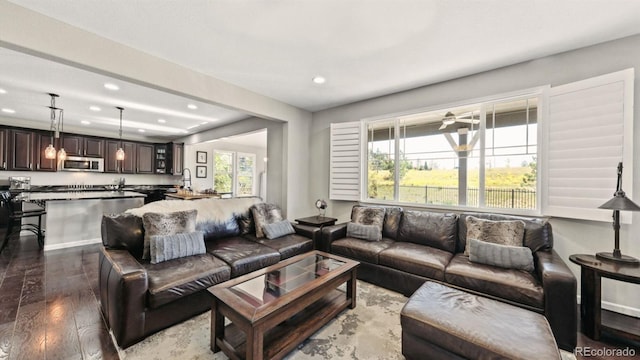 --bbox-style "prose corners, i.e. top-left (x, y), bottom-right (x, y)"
top-left (0, 128), bottom-right (6, 170)
top-left (8, 129), bottom-right (34, 171)
top-left (136, 143), bottom-right (154, 174)
top-left (122, 142), bottom-right (136, 174)
top-left (172, 142), bottom-right (184, 176)
top-left (105, 140), bottom-right (136, 173)
top-left (34, 132), bottom-right (57, 171)
top-left (62, 134), bottom-right (103, 157)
